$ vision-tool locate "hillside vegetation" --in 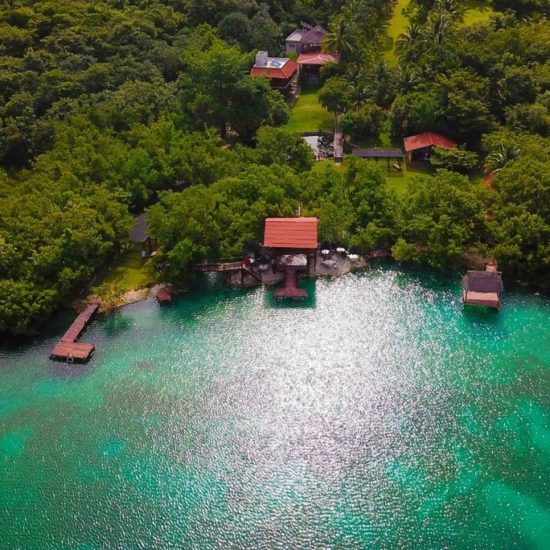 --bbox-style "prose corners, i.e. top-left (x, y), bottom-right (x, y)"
top-left (0, 0), bottom-right (549, 335)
